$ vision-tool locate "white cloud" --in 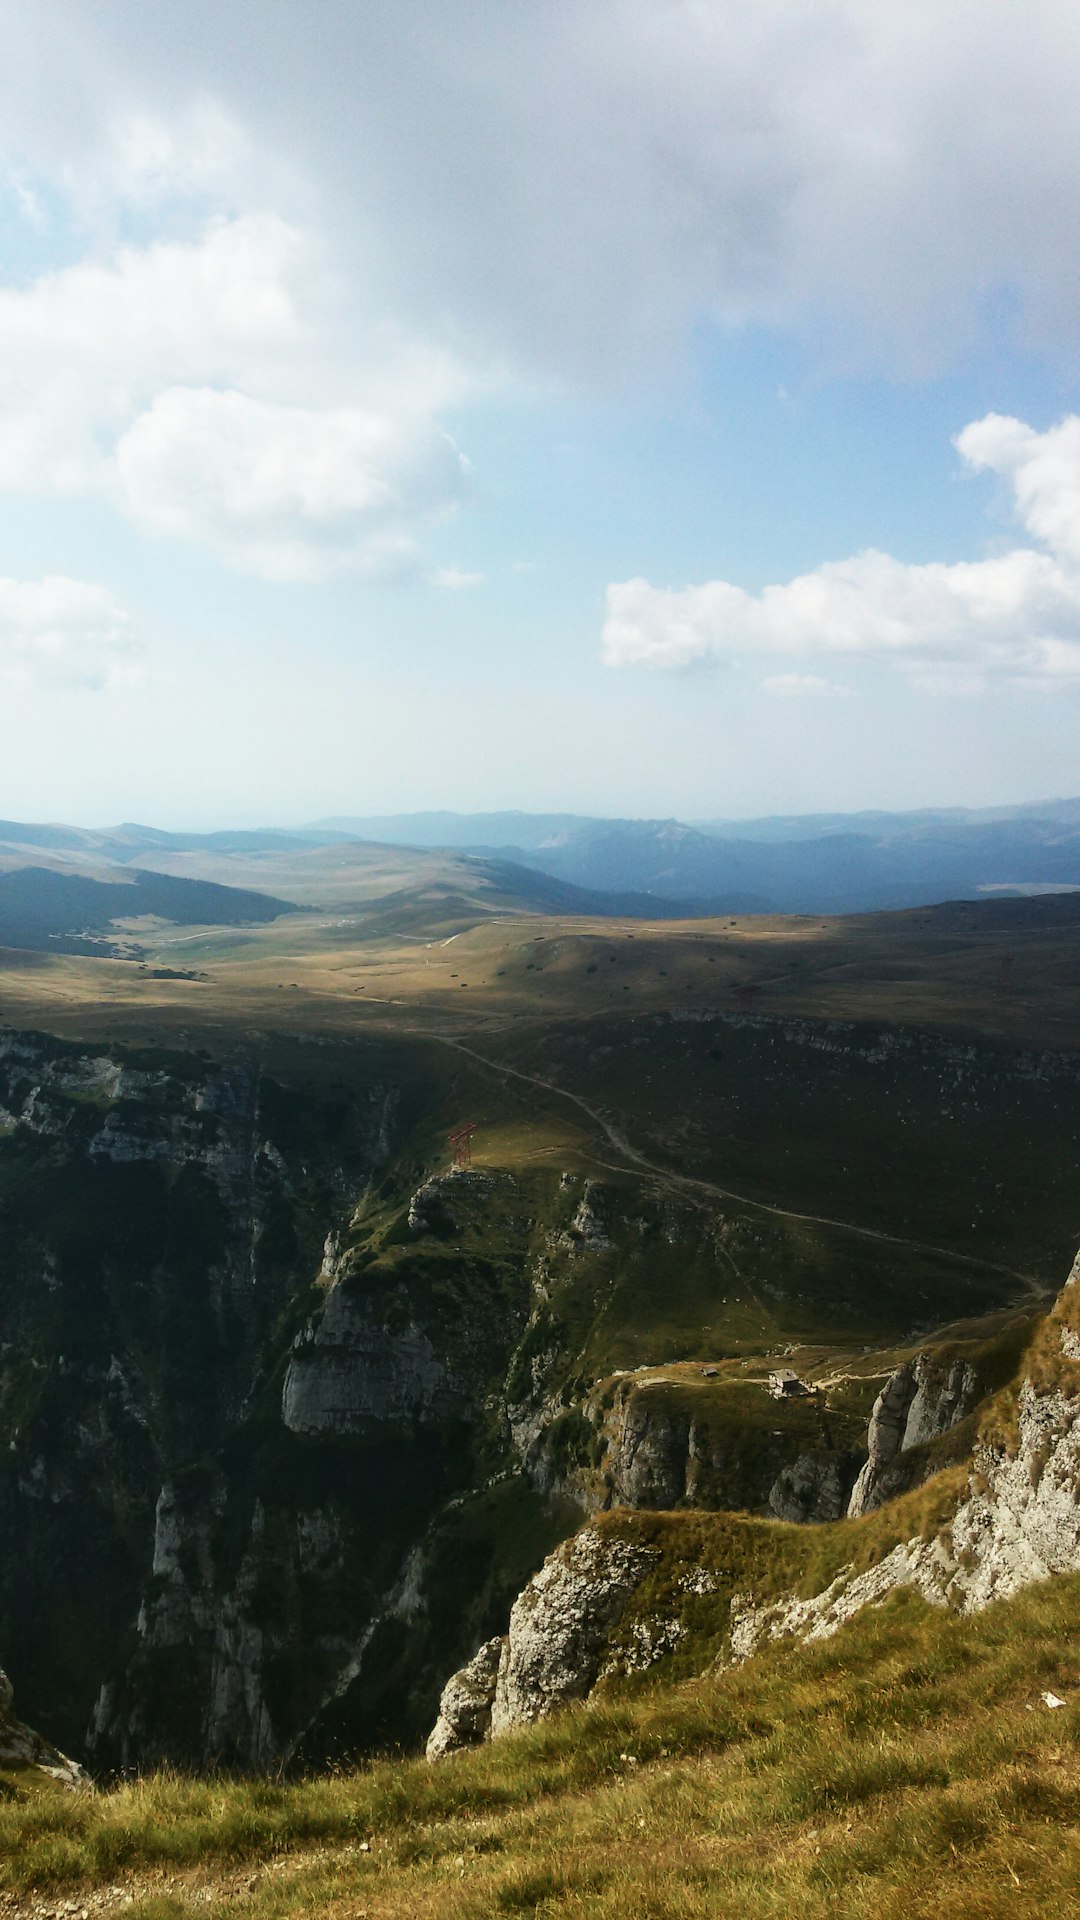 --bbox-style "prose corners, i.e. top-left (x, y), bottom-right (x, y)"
top-left (0, 213), bottom-right (303, 494)
top-left (955, 413), bottom-right (1080, 567)
top-left (603, 415), bottom-right (1080, 691)
top-left (0, 577), bottom-right (138, 689)
top-left (116, 387), bottom-right (468, 580)
top-left (0, 207), bottom-right (475, 574)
